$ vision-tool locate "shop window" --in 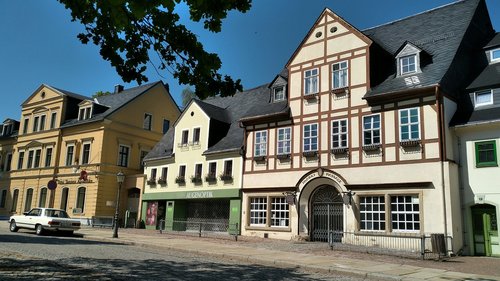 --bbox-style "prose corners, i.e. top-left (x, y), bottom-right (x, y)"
top-left (250, 197), bottom-right (267, 226)
top-left (360, 196), bottom-right (385, 231)
top-left (390, 195), bottom-right (420, 232)
top-left (475, 140), bottom-right (497, 167)
top-left (270, 197), bottom-right (289, 227)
